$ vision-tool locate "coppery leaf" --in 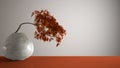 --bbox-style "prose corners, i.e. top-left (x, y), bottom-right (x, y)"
top-left (33, 10), bottom-right (66, 47)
